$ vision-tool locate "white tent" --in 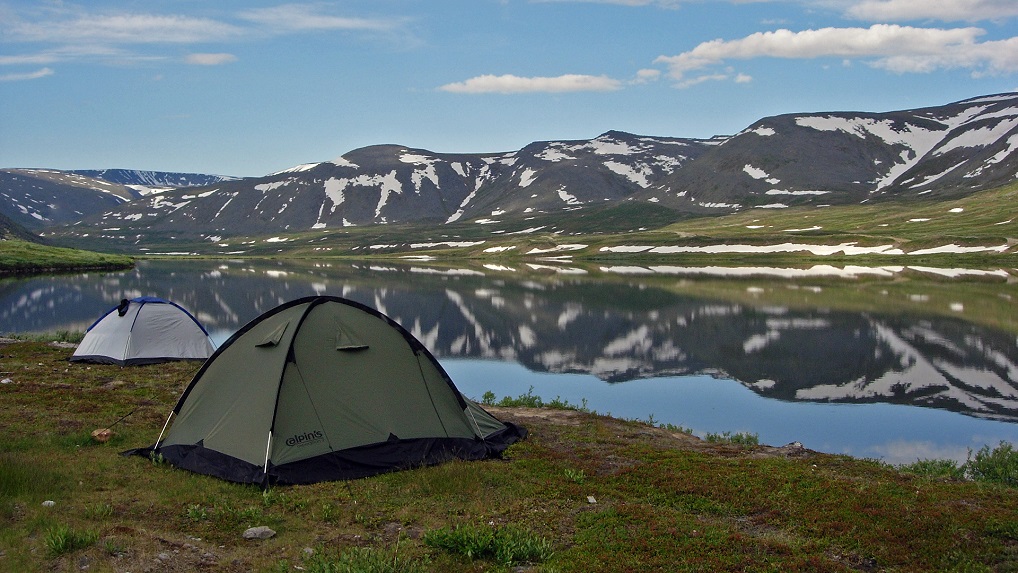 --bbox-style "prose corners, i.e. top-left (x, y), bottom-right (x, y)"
top-left (71, 297), bottom-right (215, 365)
